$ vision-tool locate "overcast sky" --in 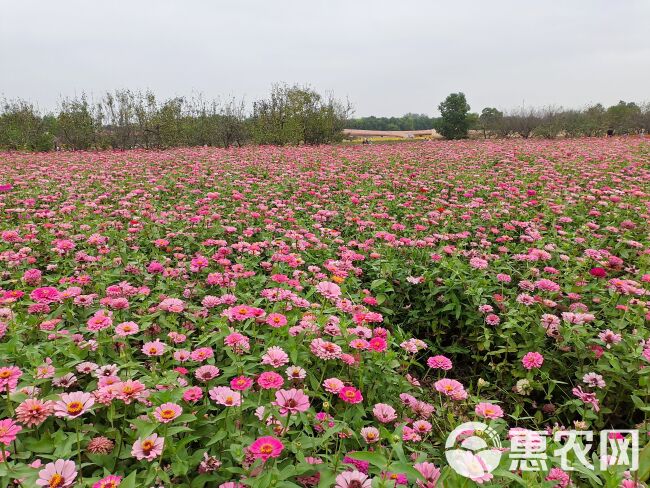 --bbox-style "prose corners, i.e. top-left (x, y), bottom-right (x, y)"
top-left (1, 0), bottom-right (649, 117)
